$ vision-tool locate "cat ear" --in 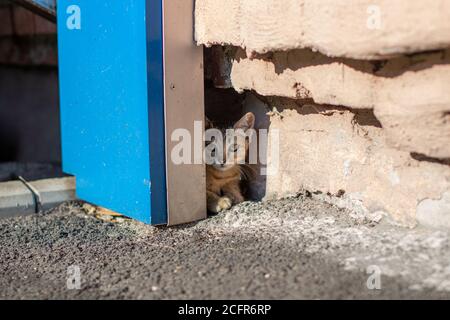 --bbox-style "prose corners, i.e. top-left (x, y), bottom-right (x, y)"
top-left (205, 117), bottom-right (214, 130)
top-left (234, 112), bottom-right (255, 131)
